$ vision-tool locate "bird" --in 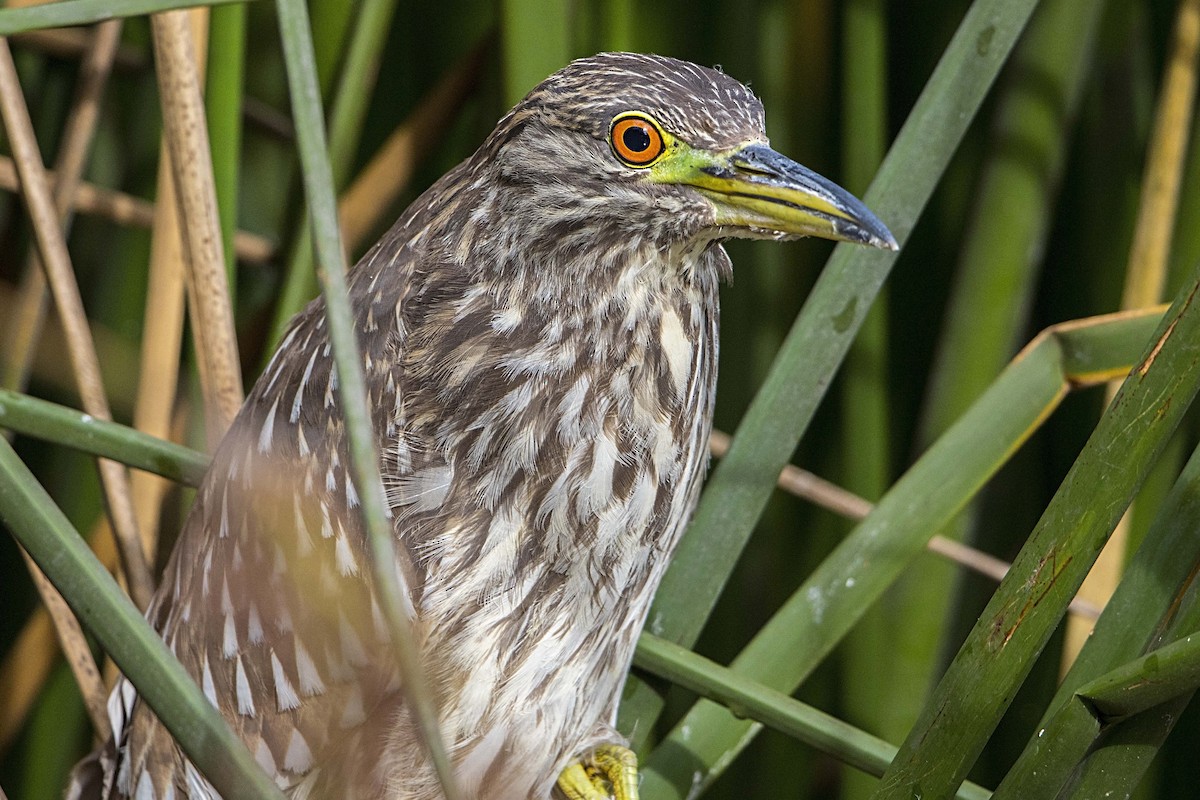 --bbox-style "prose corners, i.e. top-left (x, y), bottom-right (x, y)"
top-left (68, 52), bottom-right (896, 800)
